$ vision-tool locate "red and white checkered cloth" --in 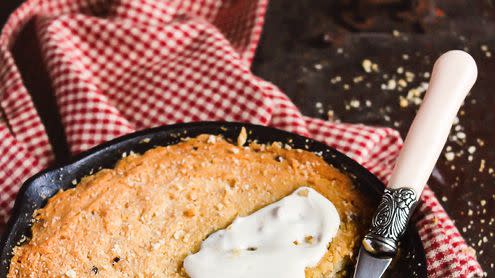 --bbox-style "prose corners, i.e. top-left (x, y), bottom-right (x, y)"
top-left (0, 0), bottom-right (483, 277)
